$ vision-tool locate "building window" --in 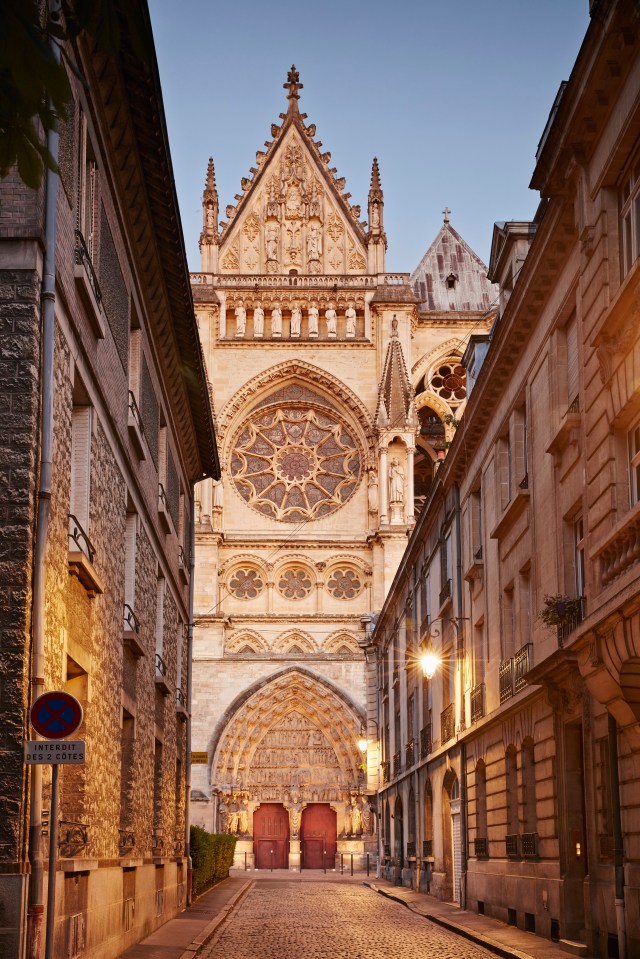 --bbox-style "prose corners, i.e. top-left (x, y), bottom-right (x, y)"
top-left (565, 312), bottom-right (579, 411)
top-left (326, 567), bottom-right (362, 599)
top-left (70, 403), bottom-right (92, 544)
top-left (77, 111), bottom-right (98, 260)
top-left (228, 567), bottom-right (264, 599)
top-left (278, 566), bottom-right (313, 600)
top-left (505, 746), bottom-right (518, 838)
top-left (124, 510), bottom-right (137, 617)
top-left (497, 433), bottom-right (512, 510)
top-left (430, 358), bottom-right (466, 405)
top-left (628, 416), bottom-right (640, 507)
top-left (620, 156), bottom-right (640, 277)
top-left (574, 517), bottom-right (586, 597)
